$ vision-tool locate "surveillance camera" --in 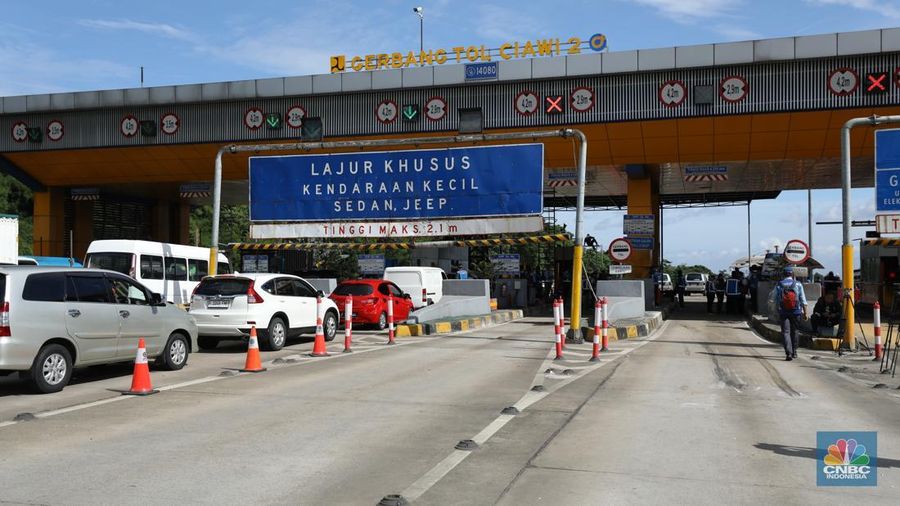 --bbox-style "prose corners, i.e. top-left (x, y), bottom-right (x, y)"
top-left (413, 6), bottom-right (423, 13)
